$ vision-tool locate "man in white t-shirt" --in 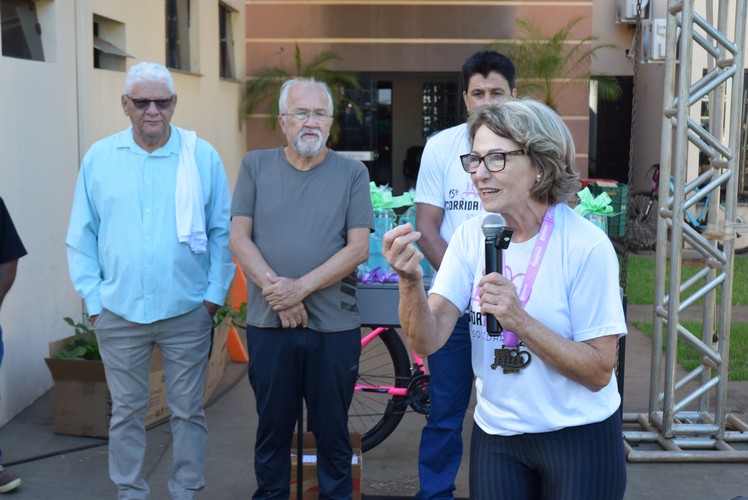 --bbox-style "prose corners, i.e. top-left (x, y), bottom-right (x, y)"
top-left (413, 51), bottom-right (517, 499)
